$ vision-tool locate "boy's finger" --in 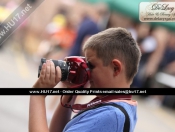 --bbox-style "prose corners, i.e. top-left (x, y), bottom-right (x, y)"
top-left (39, 63), bottom-right (46, 80)
top-left (45, 60), bottom-right (51, 80)
top-left (55, 66), bottom-right (61, 83)
top-left (50, 60), bottom-right (55, 82)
